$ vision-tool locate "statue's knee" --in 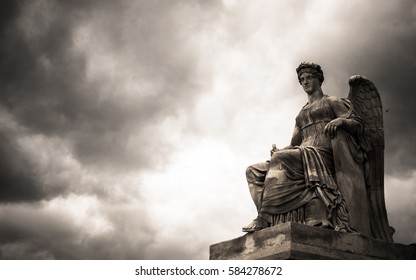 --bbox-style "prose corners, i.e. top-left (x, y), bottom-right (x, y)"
top-left (246, 166), bottom-right (254, 180)
top-left (246, 165), bottom-right (257, 182)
